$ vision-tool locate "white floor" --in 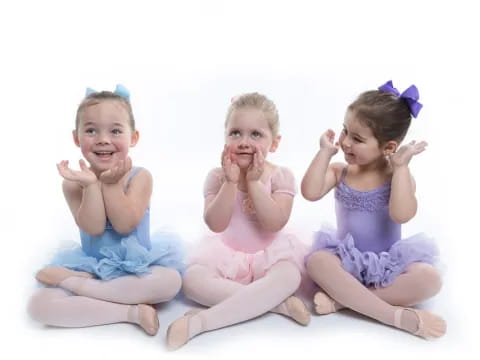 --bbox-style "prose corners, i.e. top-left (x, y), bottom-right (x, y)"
top-left (9, 207), bottom-right (479, 360)
top-left (15, 276), bottom-right (475, 360)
